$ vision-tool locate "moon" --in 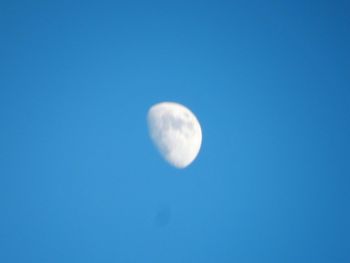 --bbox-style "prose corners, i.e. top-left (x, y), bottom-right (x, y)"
top-left (147, 102), bottom-right (202, 169)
